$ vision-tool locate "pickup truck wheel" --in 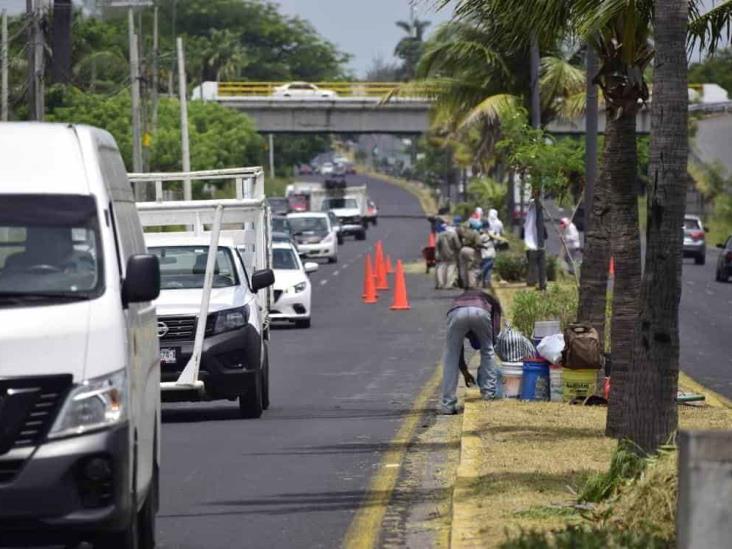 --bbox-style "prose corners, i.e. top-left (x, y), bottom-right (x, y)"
top-left (337, 234), bottom-right (344, 245)
top-left (295, 318), bottom-right (311, 329)
top-left (355, 230), bottom-right (366, 241)
top-left (372, 218), bottom-right (378, 226)
top-left (262, 342), bottom-right (270, 410)
top-left (239, 374), bottom-right (263, 419)
top-left (328, 256), bottom-right (338, 264)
